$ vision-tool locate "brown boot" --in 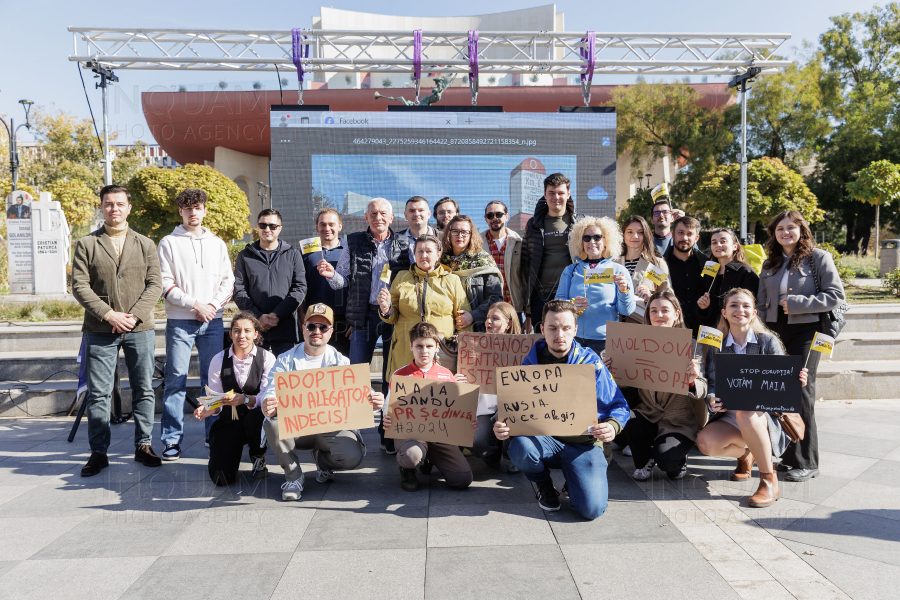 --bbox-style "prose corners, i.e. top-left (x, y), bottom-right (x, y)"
top-left (748, 472), bottom-right (780, 507)
top-left (732, 449), bottom-right (754, 481)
